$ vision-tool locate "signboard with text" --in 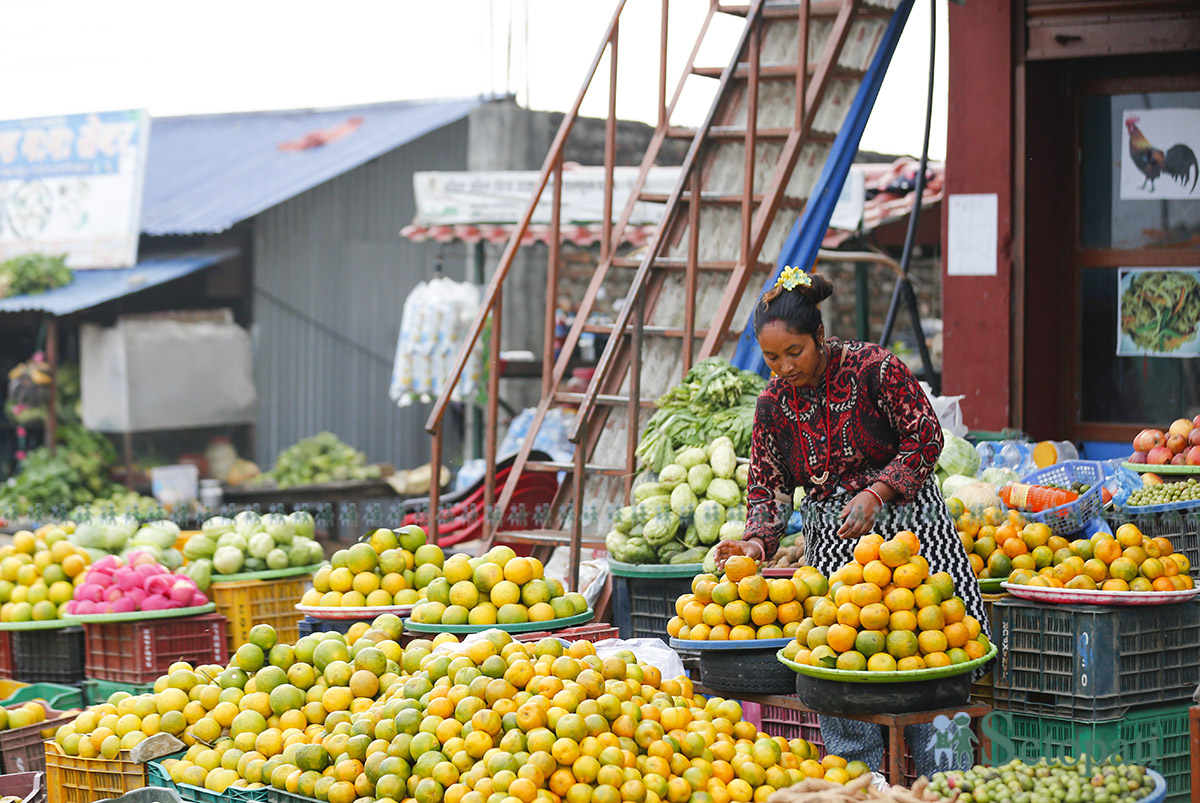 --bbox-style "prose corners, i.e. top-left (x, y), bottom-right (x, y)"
top-left (0, 110), bottom-right (149, 268)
